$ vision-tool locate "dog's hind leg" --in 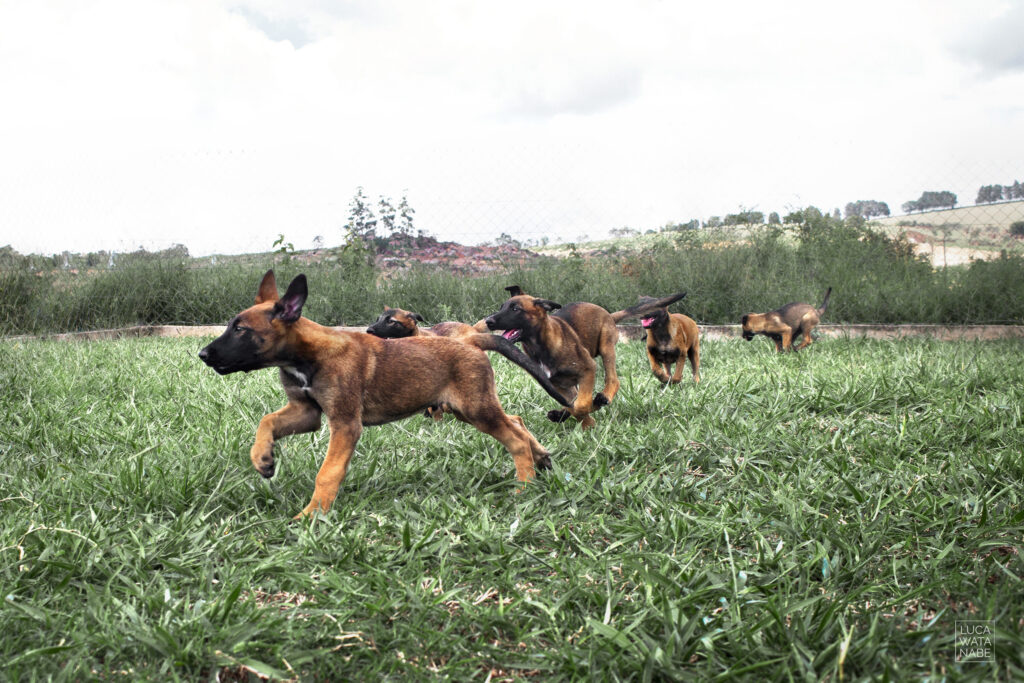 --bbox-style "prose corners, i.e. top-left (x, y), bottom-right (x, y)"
top-left (796, 322), bottom-right (816, 350)
top-left (251, 400), bottom-right (322, 479)
top-left (509, 415), bottom-right (552, 470)
top-left (595, 329), bottom-right (620, 404)
top-left (567, 372), bottom-right (598, 430)
top-left (463, 405), bottom-right (539, 483)
top-left (688, 342), bottom-right (701, 383)
top-left (297, 418), bottom-right (362, 518)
